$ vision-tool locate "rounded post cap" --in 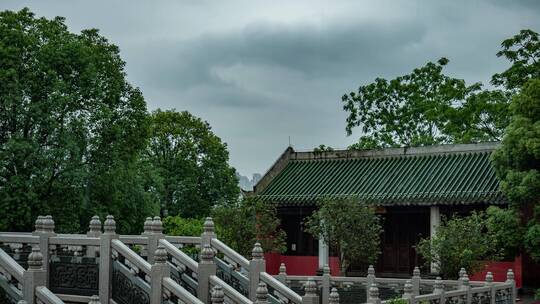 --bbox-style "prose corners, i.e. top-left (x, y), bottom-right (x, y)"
top-left (413, 266), bottom-right (421, 277)
top-left (28, 247), bottom-right (43, 269)
top-left (154, 245), bottom-right (168, 263)
top-left (203, 217), bottom-right (215, 233)
top-left (323, 264), bottom-right (330, 274)
top-left (329, 288), bottom-right (340, 304)
top-left (368, 265), bottom-right (375, 275)
top-left (152, 216), bottom-right (163, 233)
top-left (404, 280), bottom-right (413, 293)
top-left (201, 244), bottom-right (215, 262)
top-left (211, 285), bottom-right (225, 304)
top-left (434, 277), bottom-right (444, 289)
top-left (89, 295), bottom-right (100, 304)
top-left (506, 269), bottom-right (515, 281)
top-left (89, 216), bottom-right (102, 233)
top-left (304, 278), bottom-right (317, 296)
top-left (143, 217), bottom-right (153, 234)
top-left (485, 272), bottom-right (494, 283)
top-left (256, 282), bottom-right (269, 303)
top-left (369, 283), bottom-right (379, 298)
top-left (279, 263), bottom-right (287, 274)
top-left (104, 215), bottom-right (116, 233)
top-left (251, 242), bottom-right (264, 260)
